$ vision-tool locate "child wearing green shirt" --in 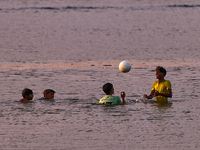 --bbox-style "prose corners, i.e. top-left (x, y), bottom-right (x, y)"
top-left (99, 83), bottom-right (126, 105)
